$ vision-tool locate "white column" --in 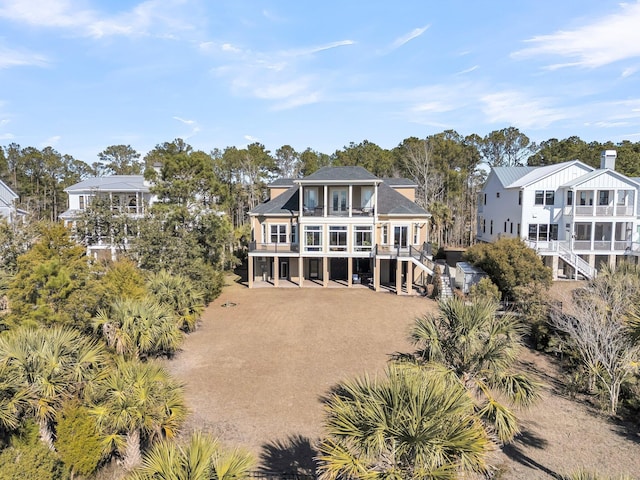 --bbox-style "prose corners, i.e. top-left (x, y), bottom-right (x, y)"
top-left (324, 185), bottom-right (328, 217)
